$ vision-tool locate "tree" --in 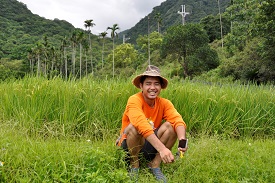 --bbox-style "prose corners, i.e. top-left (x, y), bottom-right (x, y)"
top-left (0, 58), bottom-right (25, 80)
top-left (41, 35), bottom-right (50, 76)
top-left (162, 24), bottom-right (218, 78)
top-left (82, 39), bottom-right (89, 77)
top-left (77, 31), bottom-right (85, 78)
top-left (221, 0), bottom-right (275, 83)
top-left (49, 45), bottom-right (56, 77)
top-left (200, 14), bottom-right (230, 43)
top-left (107, 24), bottom-right (119, 78)
top-left (32, 42), bottom-right (44, 77)
top-left (27, 49), bottom-right (35, 75)
top-left (106, 43), bottom-right (138, 77)
top-left (136, 31), bottom-right (163, 65)
top-left (154, 12), bottom-right (162, 33)
top-left (107, 43), bottom-right (138, 68)
top-left (60, 36), bottom-right (68, 79)
top-left (70, 31), bottom-right (78, 76)
top-left (217, 0), bottom-right (224, 47)
top-left (224, 0), bottom-right (260, 53)
top-left (256, 0), bottom-right (275, 81)
top-left (137, 31), bottom-right (163, 54)
top-left (84, 19), bottom-right (96, 74)
top-left (99, 31), bottom-right (108, 69)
